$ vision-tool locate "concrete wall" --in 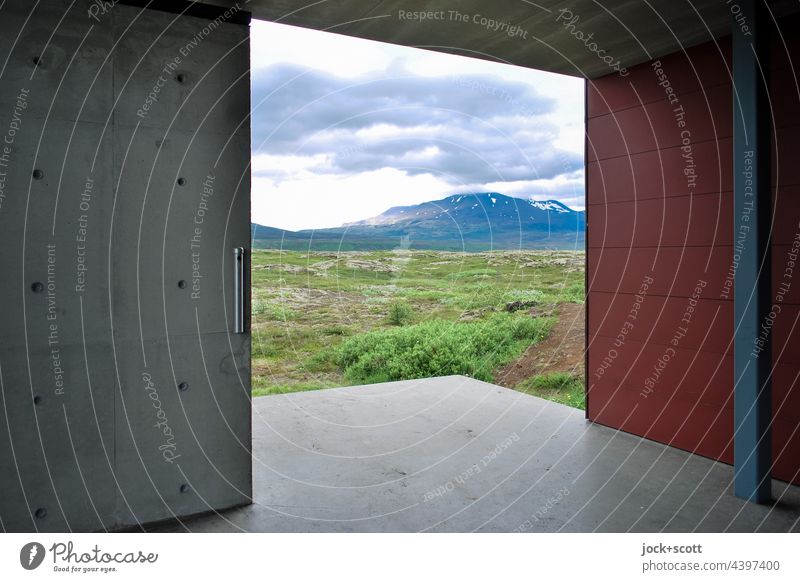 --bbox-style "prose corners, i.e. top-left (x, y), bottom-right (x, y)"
top-left (0, 0), bottom-right (252, 531)
top-left (586, 18), bottom-right (800, 485)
